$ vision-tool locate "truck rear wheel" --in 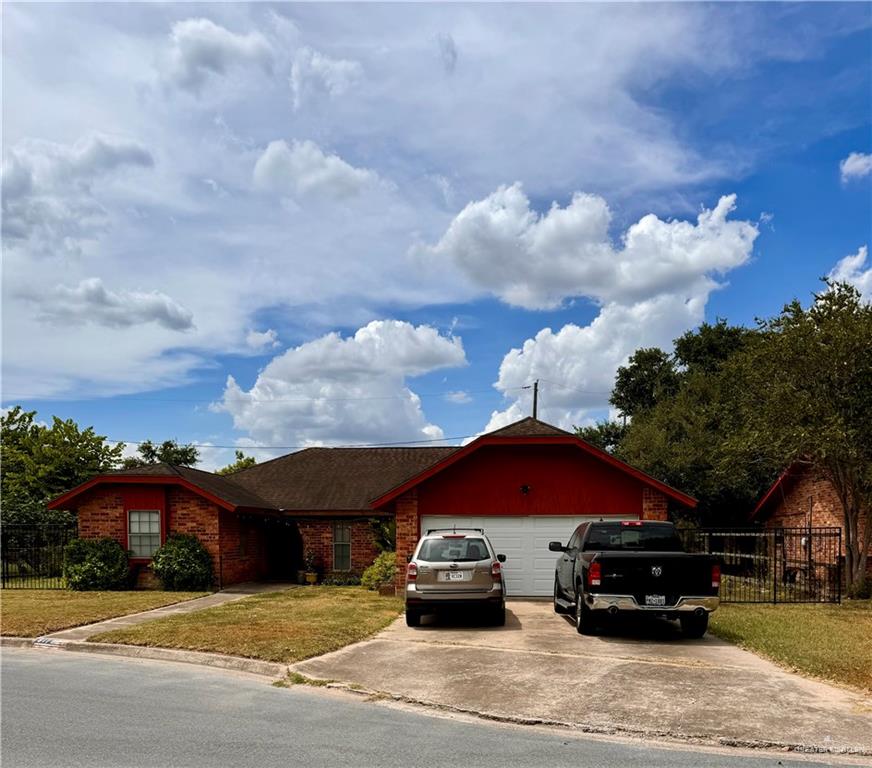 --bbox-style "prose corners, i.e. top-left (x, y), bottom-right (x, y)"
top-left (575, 592), bottom-right (596, 635)
top-left (680, 612), bottom-right (709, 638)
top-left (405, 609), bottom-right (421, 628)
